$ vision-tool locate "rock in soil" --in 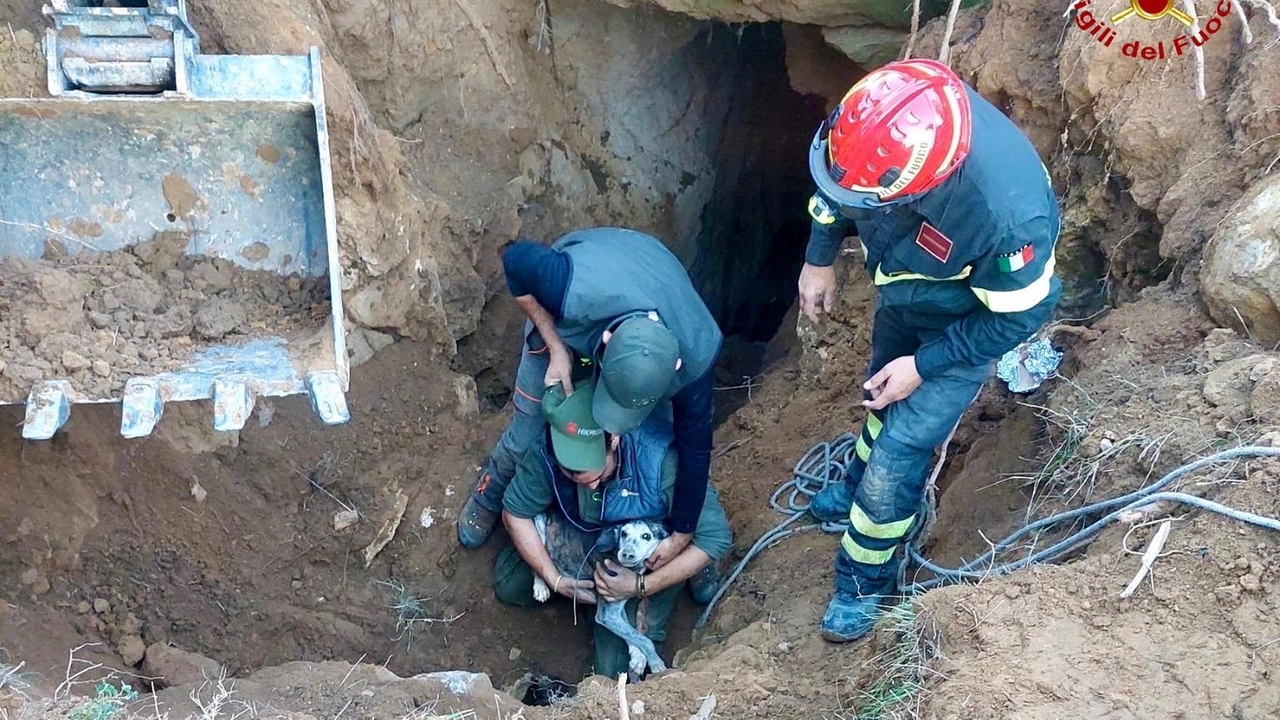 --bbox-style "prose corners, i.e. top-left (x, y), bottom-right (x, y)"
top-left (0, 232), bottom-right (329, 401)
top-left (117, 635), bottom-right (147, 666)
top-left (143, 642), bottom-right (224, 688)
